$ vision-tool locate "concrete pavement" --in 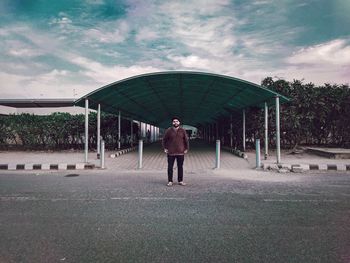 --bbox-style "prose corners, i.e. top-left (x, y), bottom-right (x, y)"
top-left (1, 169), bottom-right (350, 262)
top-left (0, 140), bottom-right (349, 172)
